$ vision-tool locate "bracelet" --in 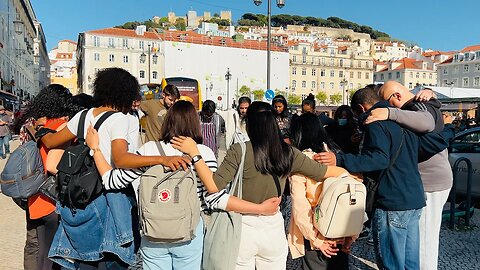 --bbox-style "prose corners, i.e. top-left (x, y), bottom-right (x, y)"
top-left (191, 155), bottom-right (203, 165)
top-left (89, 147), bottom-right (101, 156)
